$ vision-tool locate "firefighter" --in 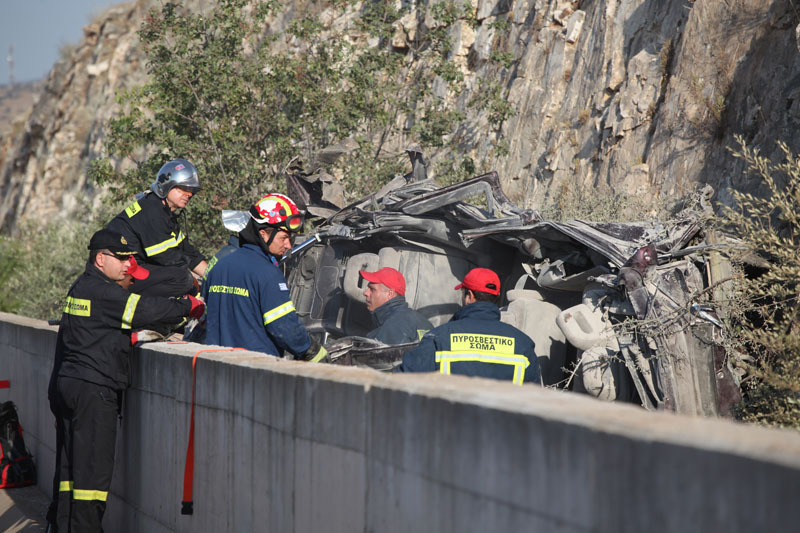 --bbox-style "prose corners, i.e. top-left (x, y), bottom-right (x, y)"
top-left (395, 268), bottom-right (541, 385)
top-left (47, 228), bottom-right (205, 532)
top-left (105, 158), bottom-right (208, 298)
top-left (202, 193), bottom-right (326, 361)
top-left (360, 267), bottom-right (433, 344)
